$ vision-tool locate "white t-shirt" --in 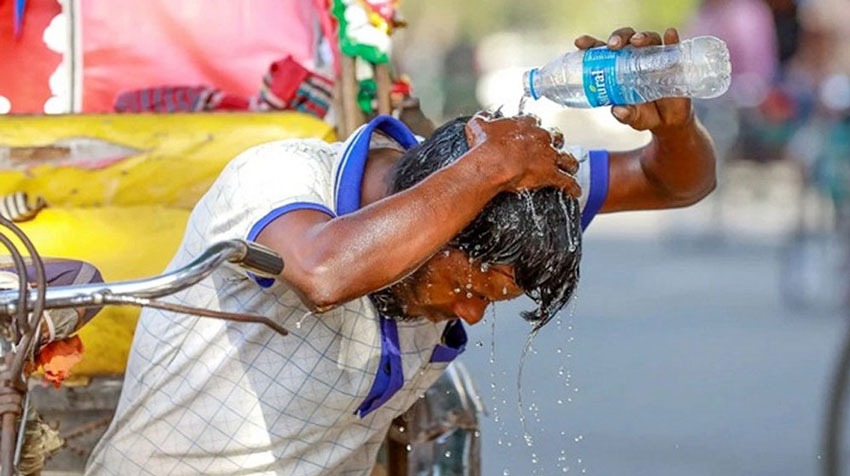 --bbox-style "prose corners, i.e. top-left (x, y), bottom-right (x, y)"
top-left (86, 116), bottom-right (609, 476)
